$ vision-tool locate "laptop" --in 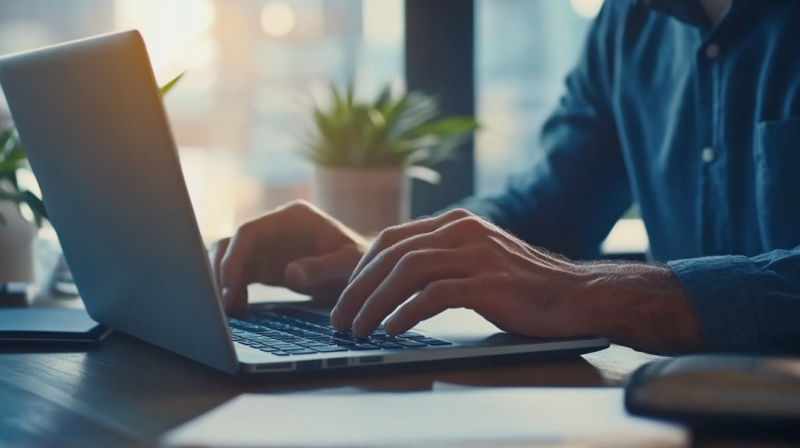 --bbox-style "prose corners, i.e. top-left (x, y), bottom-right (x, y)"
top-left (0, 31), bottom-right (609, 375)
